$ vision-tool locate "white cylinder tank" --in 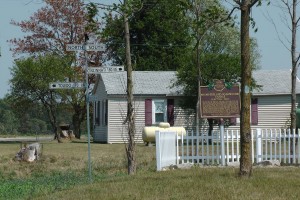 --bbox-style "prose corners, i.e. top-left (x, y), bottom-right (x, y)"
top-left (142, 122), bottom-right (186, 144)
